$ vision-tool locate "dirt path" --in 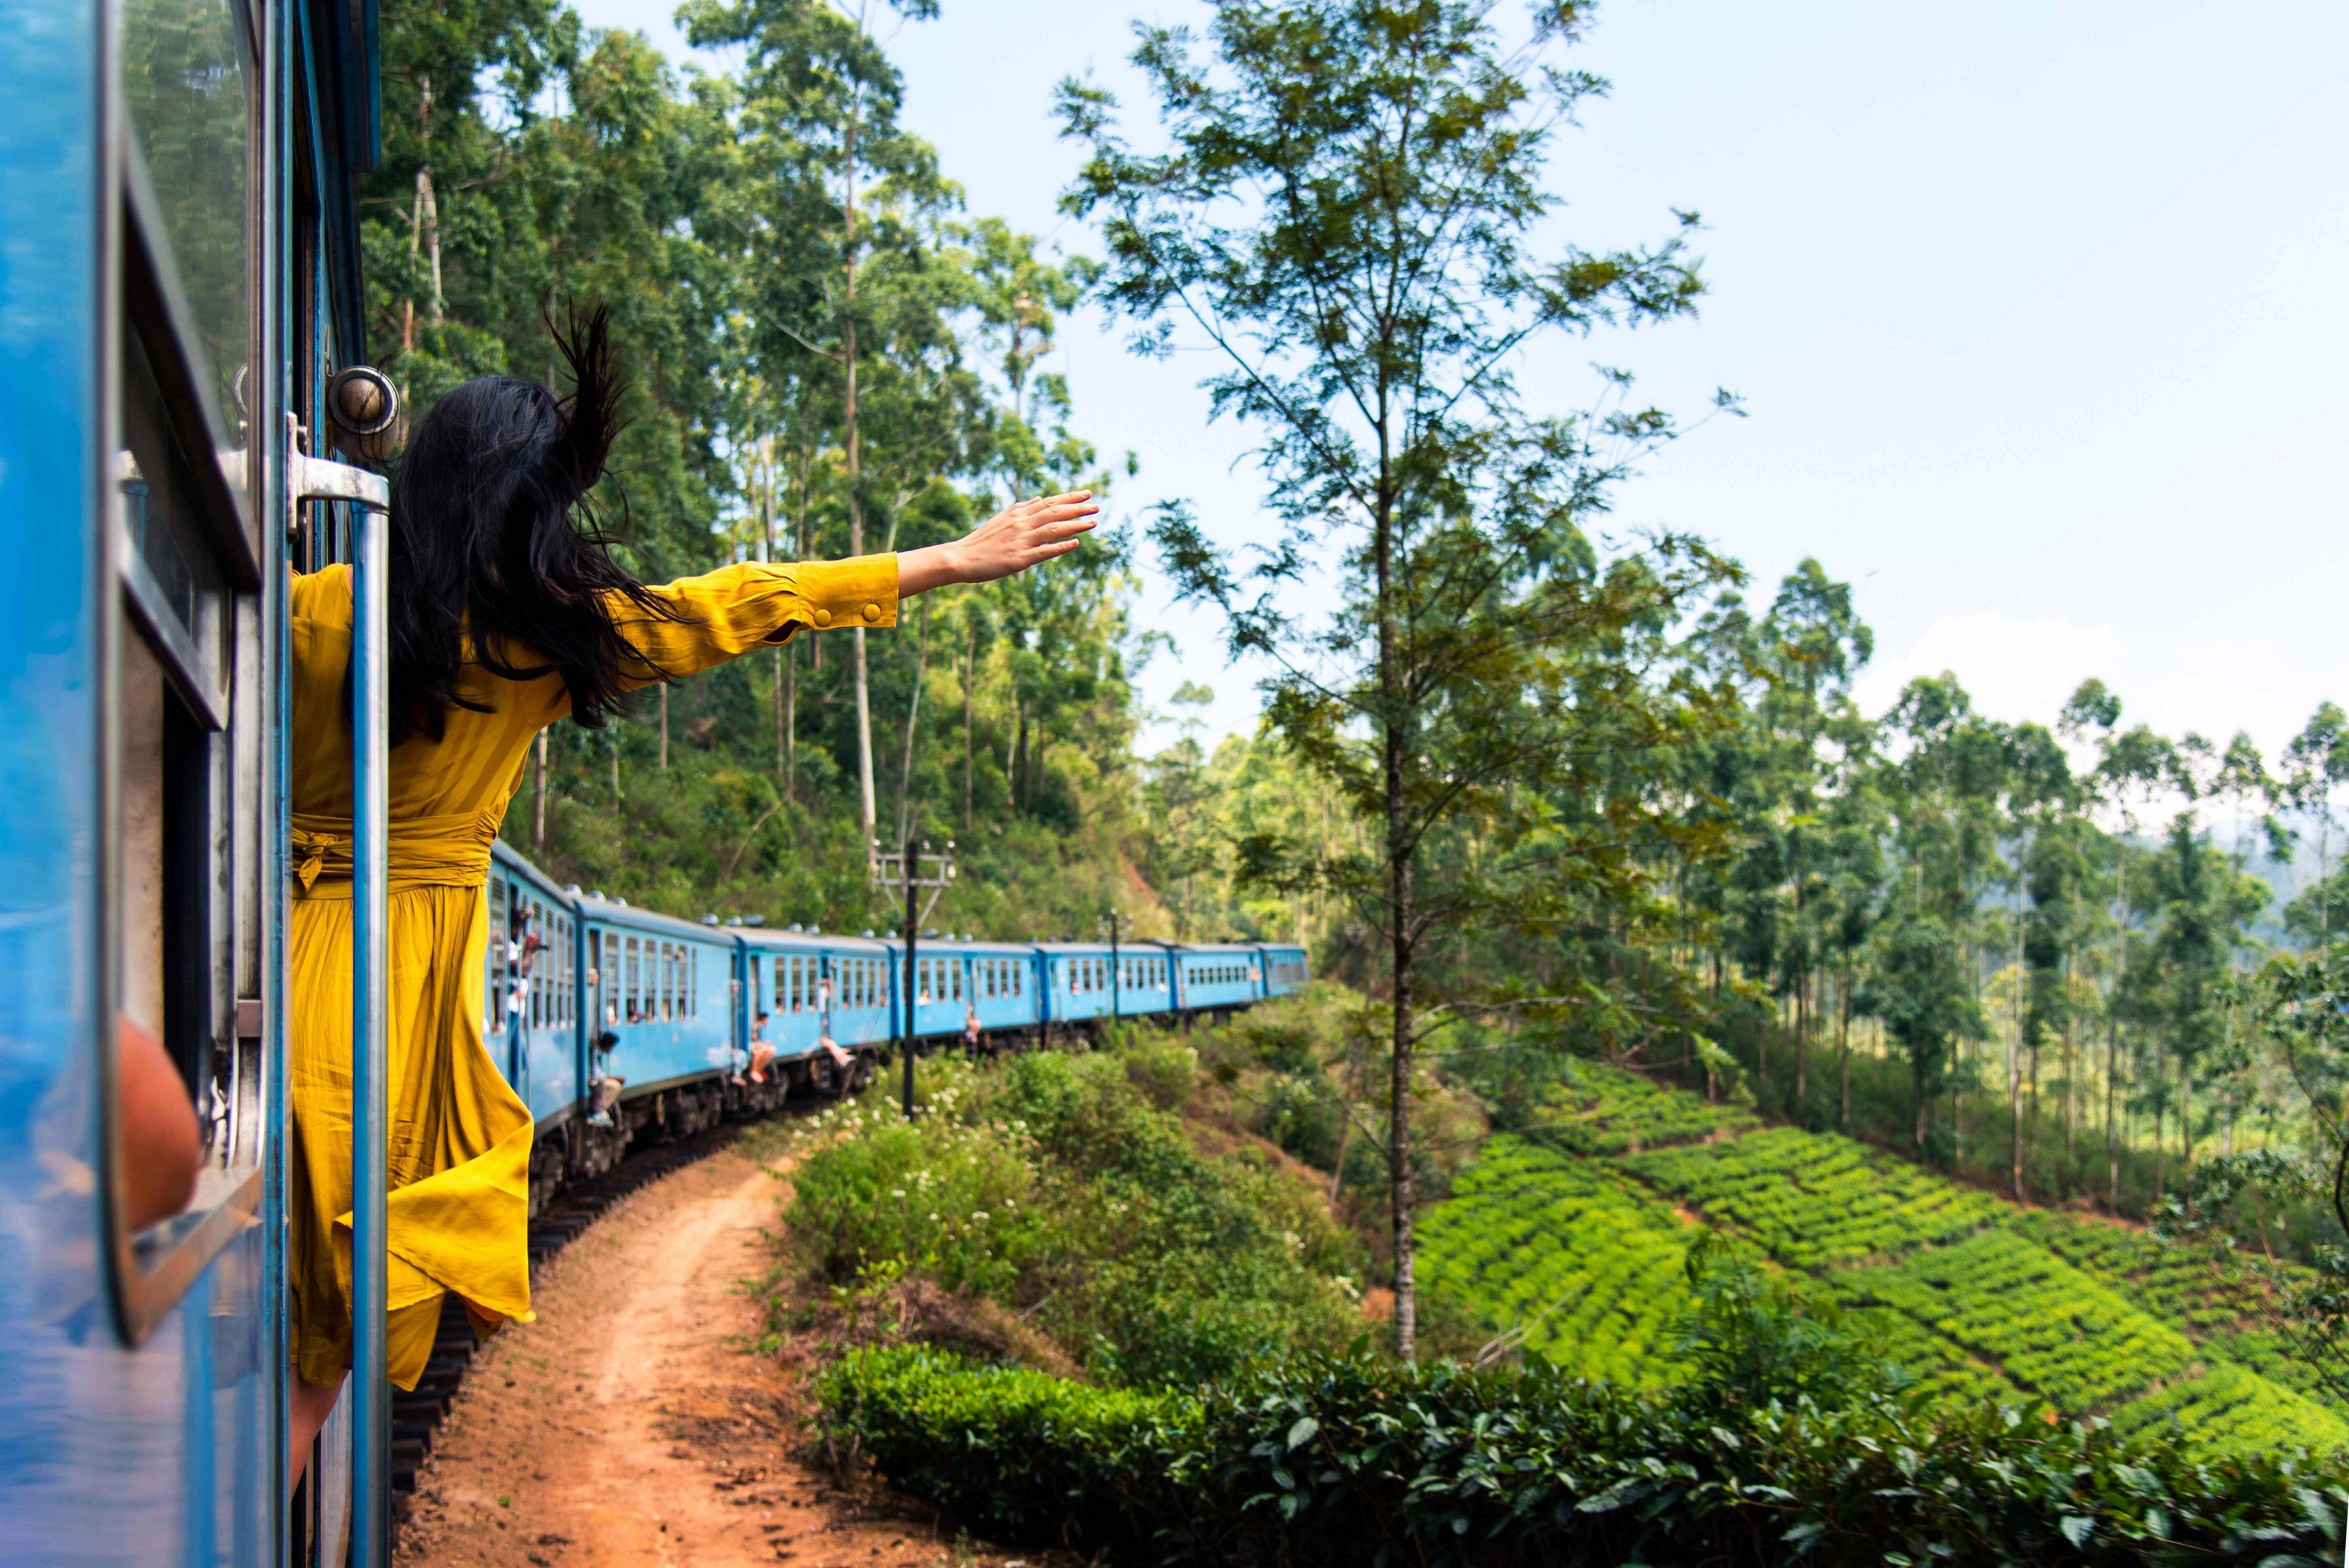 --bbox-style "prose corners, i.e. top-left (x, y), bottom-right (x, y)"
top-left (395, 1142), bottom-right (1015, 1568)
